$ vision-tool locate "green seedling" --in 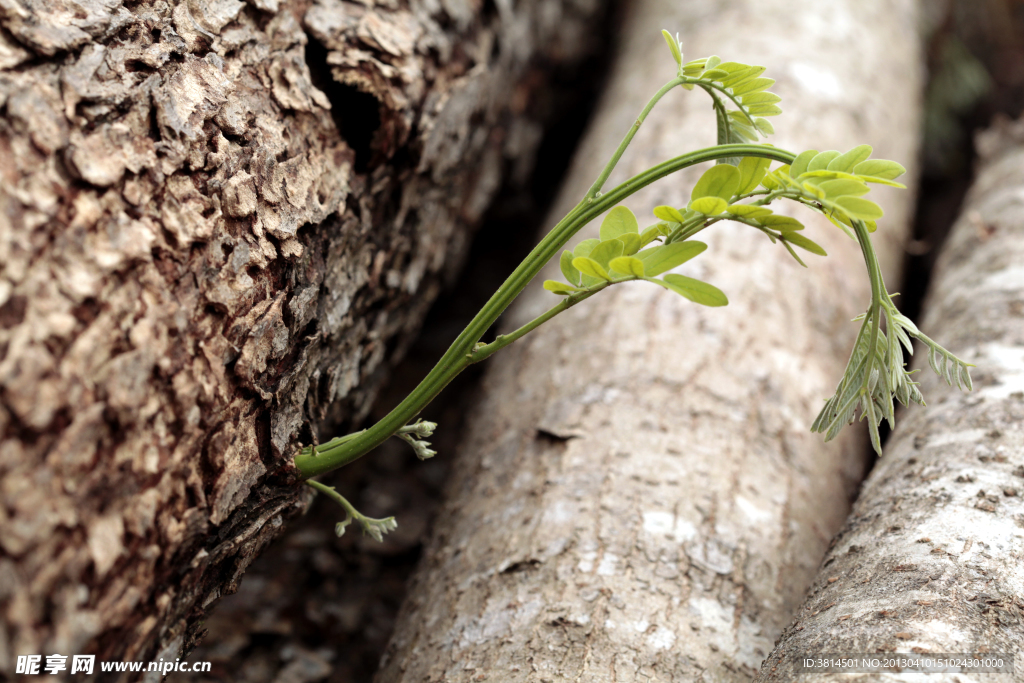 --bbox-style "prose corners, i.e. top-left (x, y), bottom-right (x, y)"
top-left (298, 30), bottom-right (972, 540)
